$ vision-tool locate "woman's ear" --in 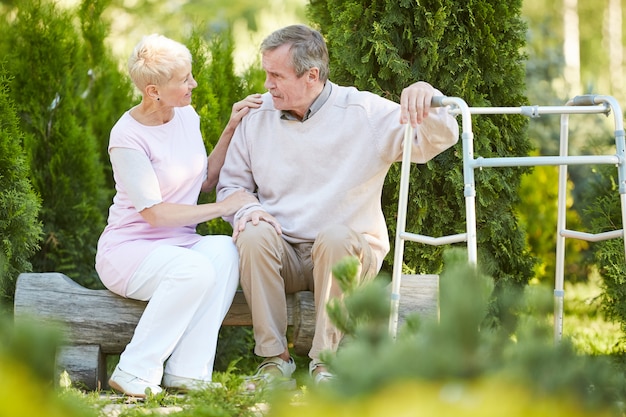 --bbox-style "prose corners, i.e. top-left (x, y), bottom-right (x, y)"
top-left (145, 84), bottom-right (159, 101)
